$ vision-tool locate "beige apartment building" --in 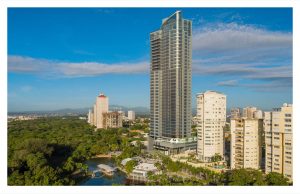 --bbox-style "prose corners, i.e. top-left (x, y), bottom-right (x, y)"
top-left (95, 94), bottom-right (109, 128)
top-left (264, 103), bottom-right (293, 181)
top-left (230, 118), bottom-right (263, 169)
top-left (230, 107), bottom-right (241, 119)
top-left (196, 91), bottom-right (226, 162)
top-left (103, 111), bottom-right (123, 129)
top-left (88, 93), bottom-right (123, 129)
top-left (242, 106), bottom-right (263, 119)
